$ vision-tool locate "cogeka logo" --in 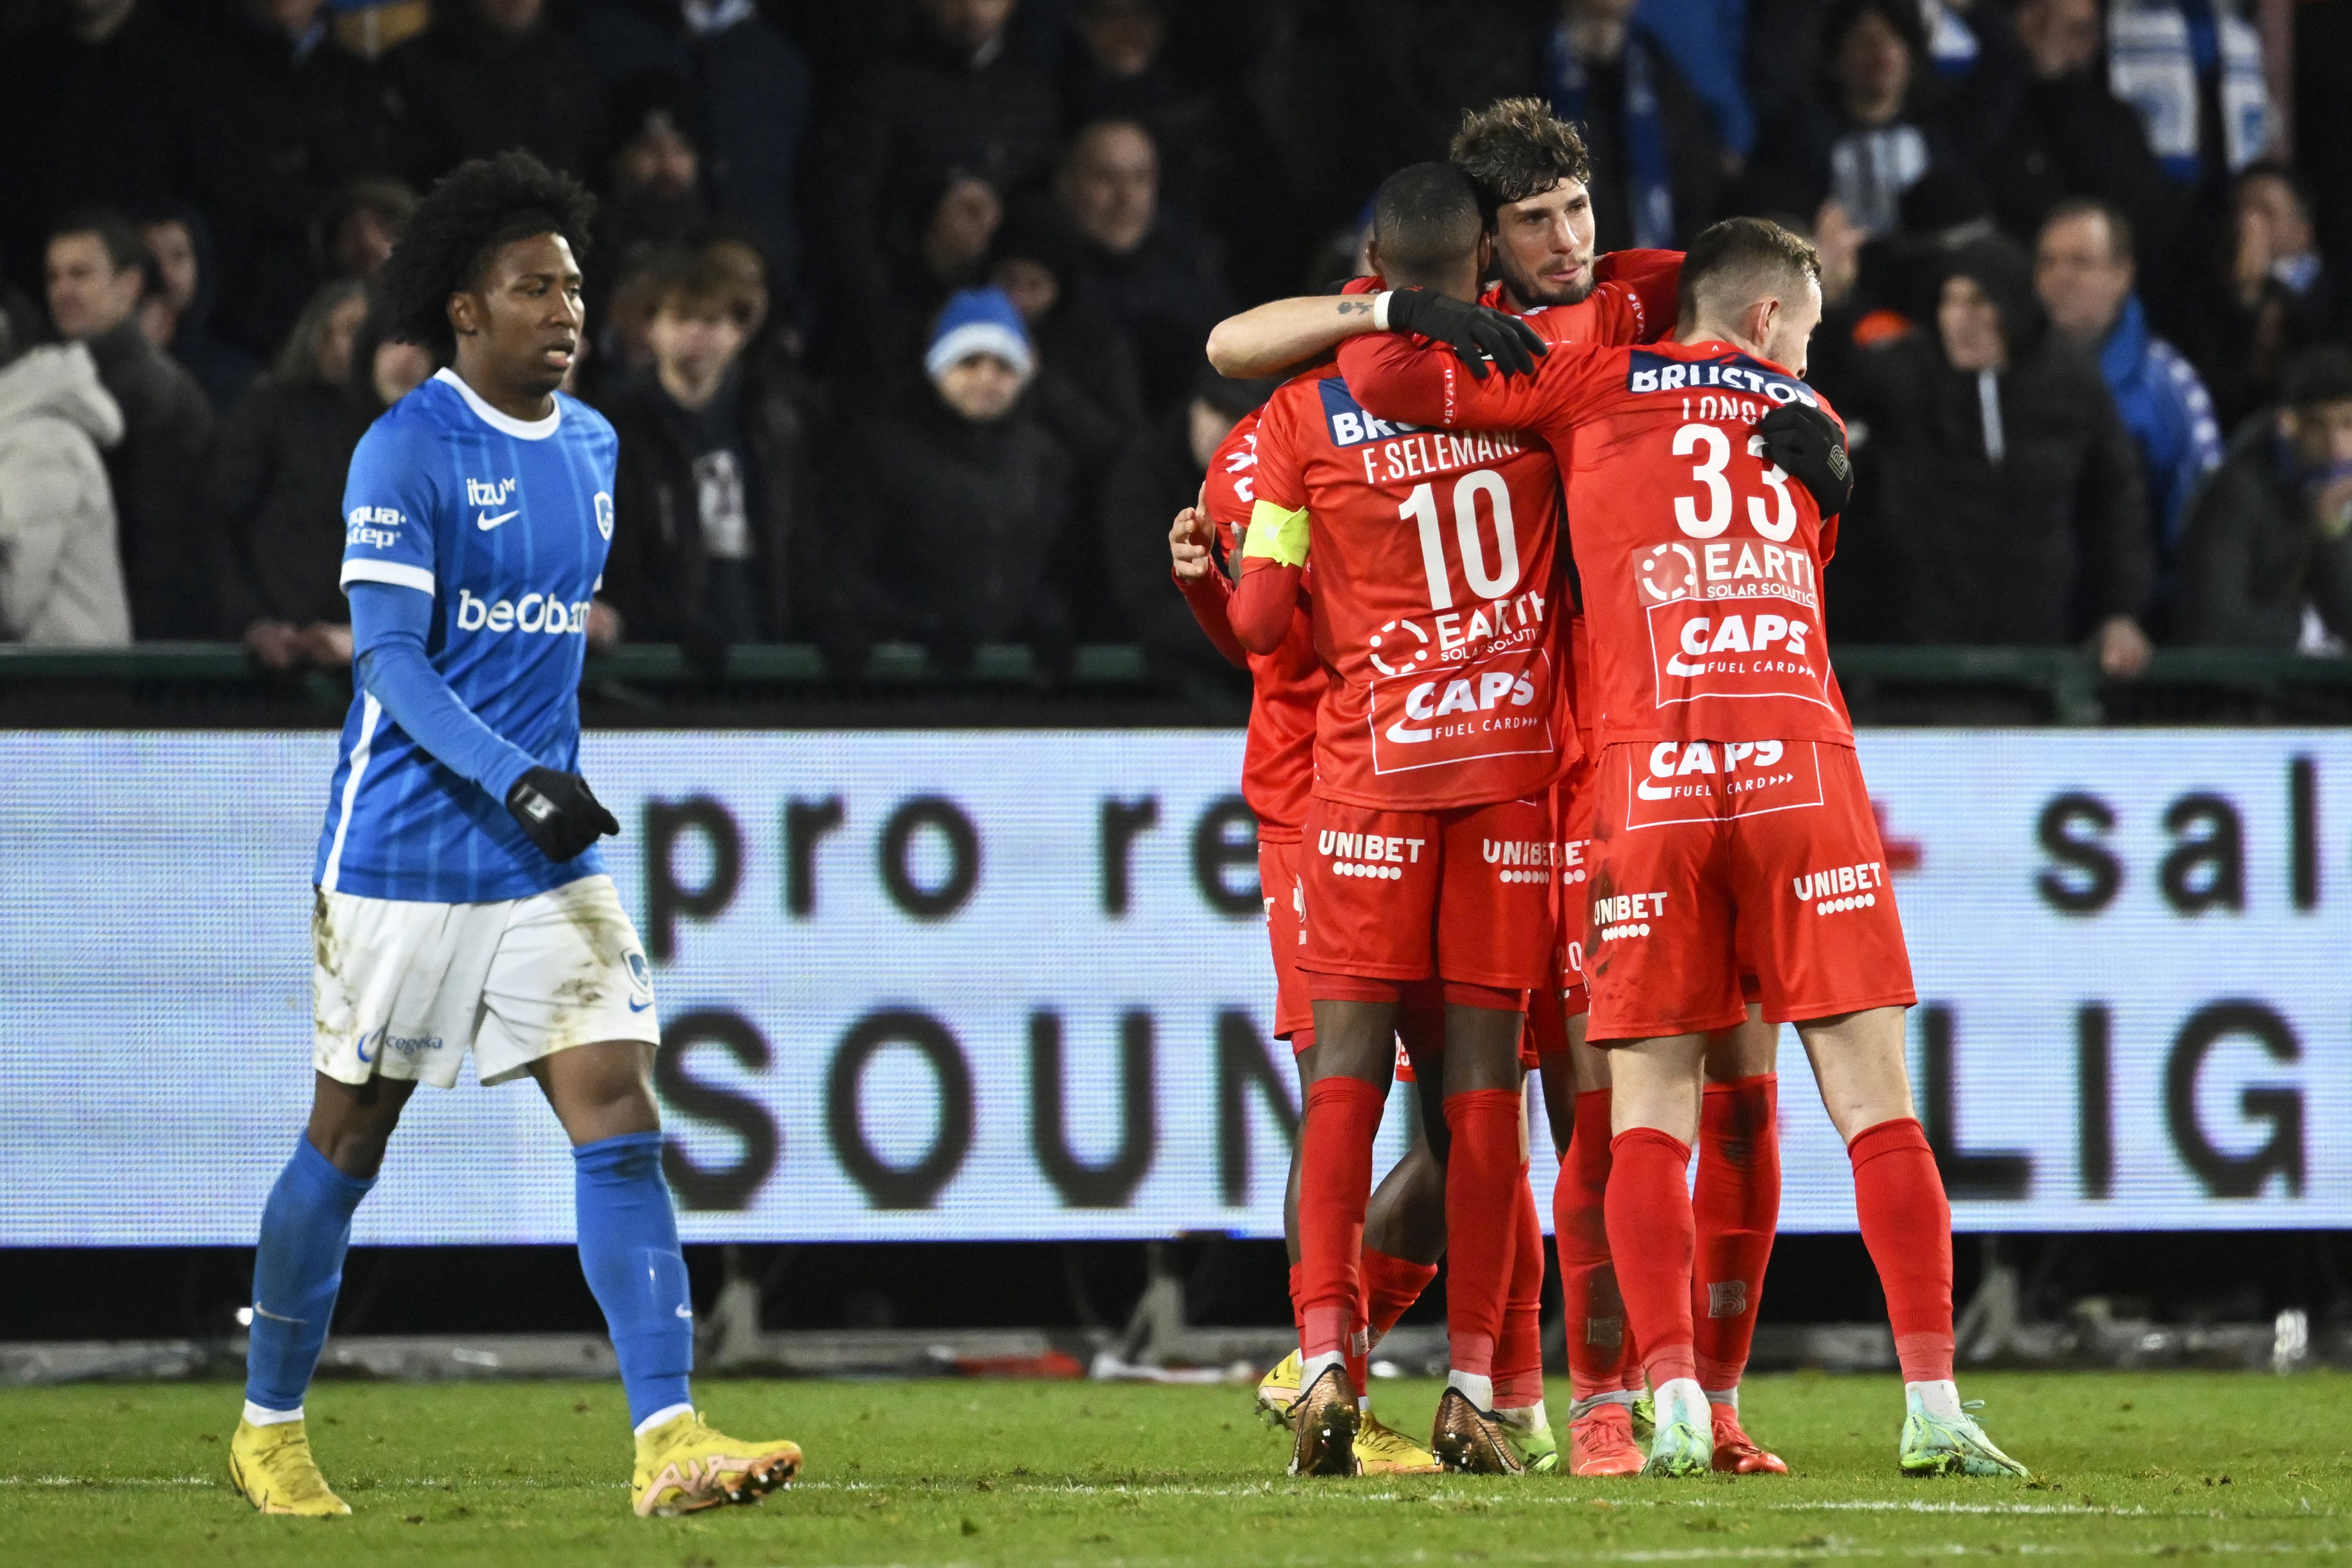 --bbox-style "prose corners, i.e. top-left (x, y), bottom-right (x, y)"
top-left (456, 588), bottom-right (590, 637)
